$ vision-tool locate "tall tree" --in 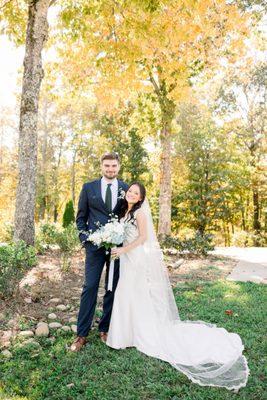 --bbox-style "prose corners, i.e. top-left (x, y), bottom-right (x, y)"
top-left (216, 62), bottom-right (267, 241)
top-left (93, 105), bottom-right (150, 184)
top-left (174, 103), bottom-right (247, 243)
top-left (13, 0), bottom-right (52, 245)
top-left (58, 0), bottom-right (248, 238)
